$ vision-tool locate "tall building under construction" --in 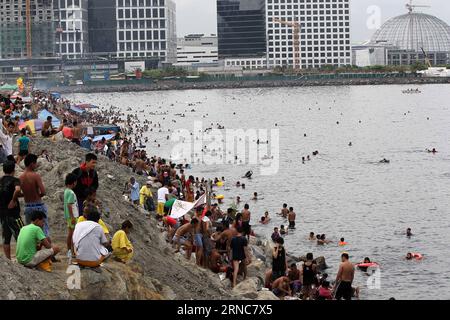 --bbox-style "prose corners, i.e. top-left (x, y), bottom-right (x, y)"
top-left (0, 0), bottom-right (56, 59)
